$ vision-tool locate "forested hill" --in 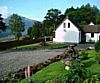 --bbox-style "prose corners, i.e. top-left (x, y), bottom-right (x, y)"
top-left (64, 3), bottom-right (100, 25)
